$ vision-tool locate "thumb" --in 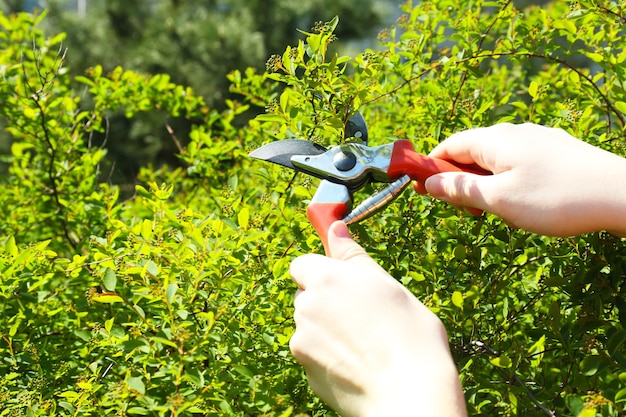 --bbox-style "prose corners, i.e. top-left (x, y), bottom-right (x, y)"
top-left (326, 221), bottom-right (377, 266)
top-left (425, 172), bottom-right (489, 212)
